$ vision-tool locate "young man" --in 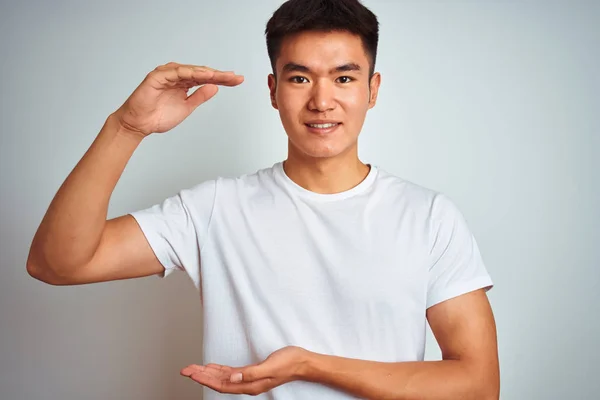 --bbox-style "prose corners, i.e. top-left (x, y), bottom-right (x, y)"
top-left (27, 0), bottom-right (499, 398)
